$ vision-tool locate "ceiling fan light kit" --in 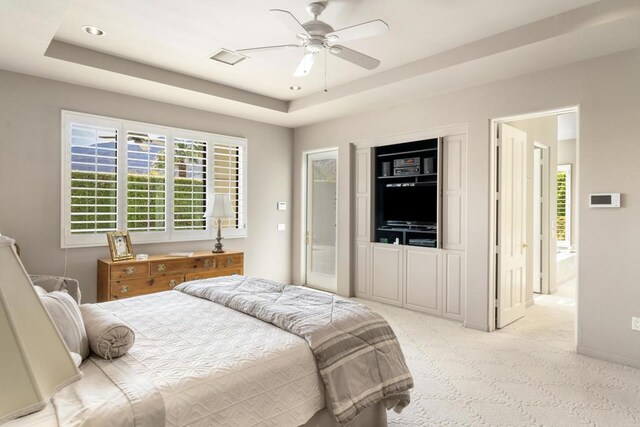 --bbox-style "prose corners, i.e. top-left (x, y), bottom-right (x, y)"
top-left (235, 1), bottom-right (388, 78)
